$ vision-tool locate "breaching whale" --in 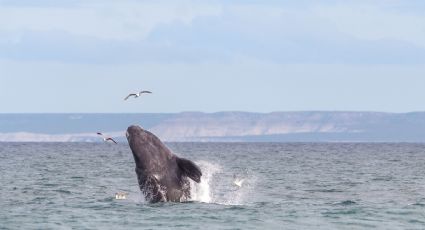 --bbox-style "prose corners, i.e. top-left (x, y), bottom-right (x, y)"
top-left (126, 125), bottom-right (202, 202)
